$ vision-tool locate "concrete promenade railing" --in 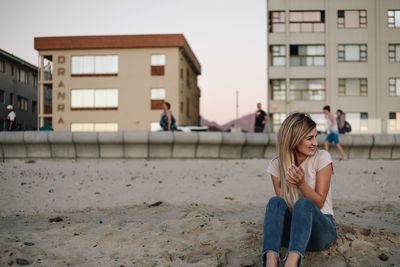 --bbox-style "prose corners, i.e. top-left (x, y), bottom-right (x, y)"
top-left (0, 131), bottom-right (399, 160)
